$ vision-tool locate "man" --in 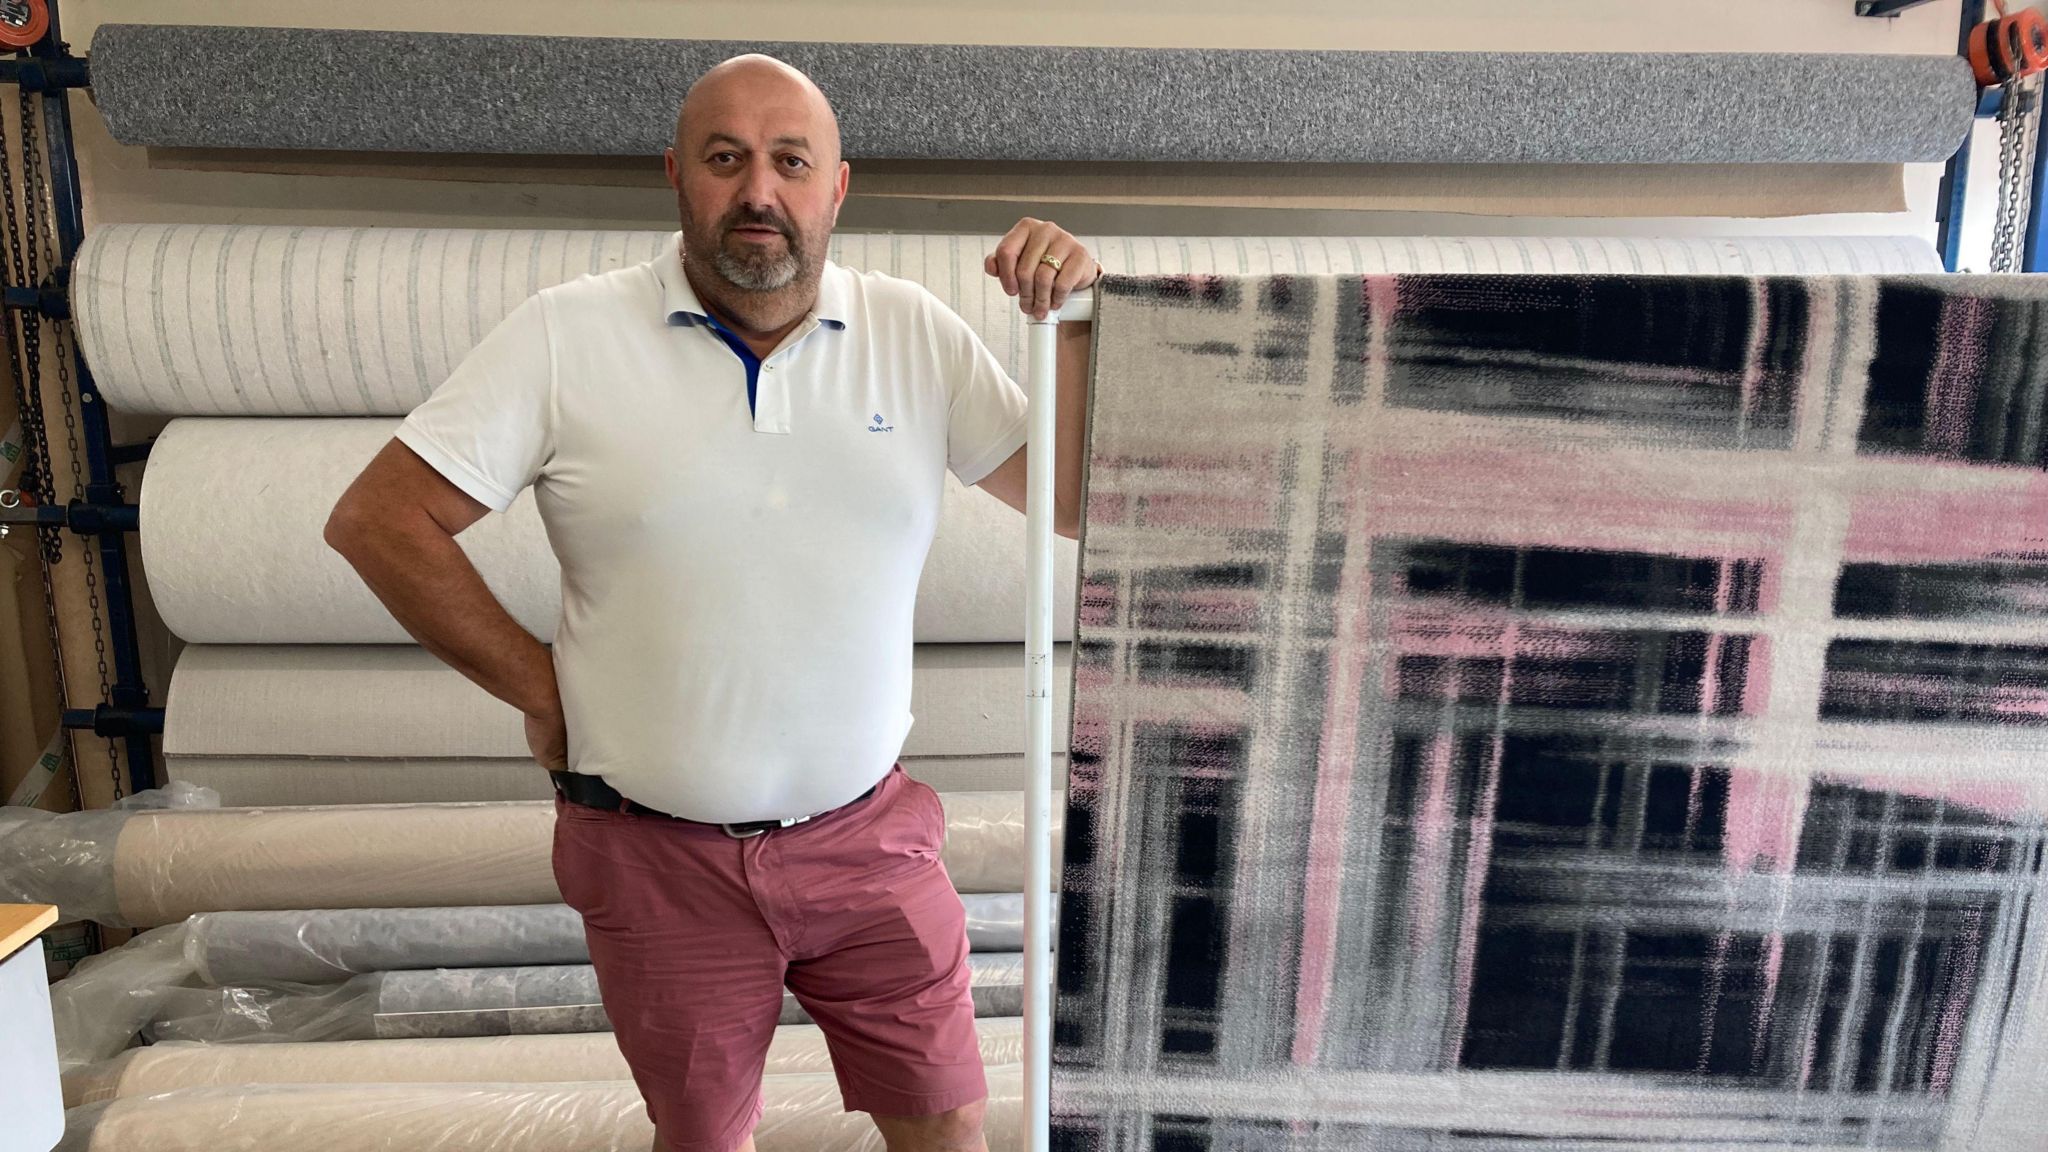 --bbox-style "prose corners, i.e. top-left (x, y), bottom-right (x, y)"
top-left (323, 54), bottom-right (1096, 1152)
